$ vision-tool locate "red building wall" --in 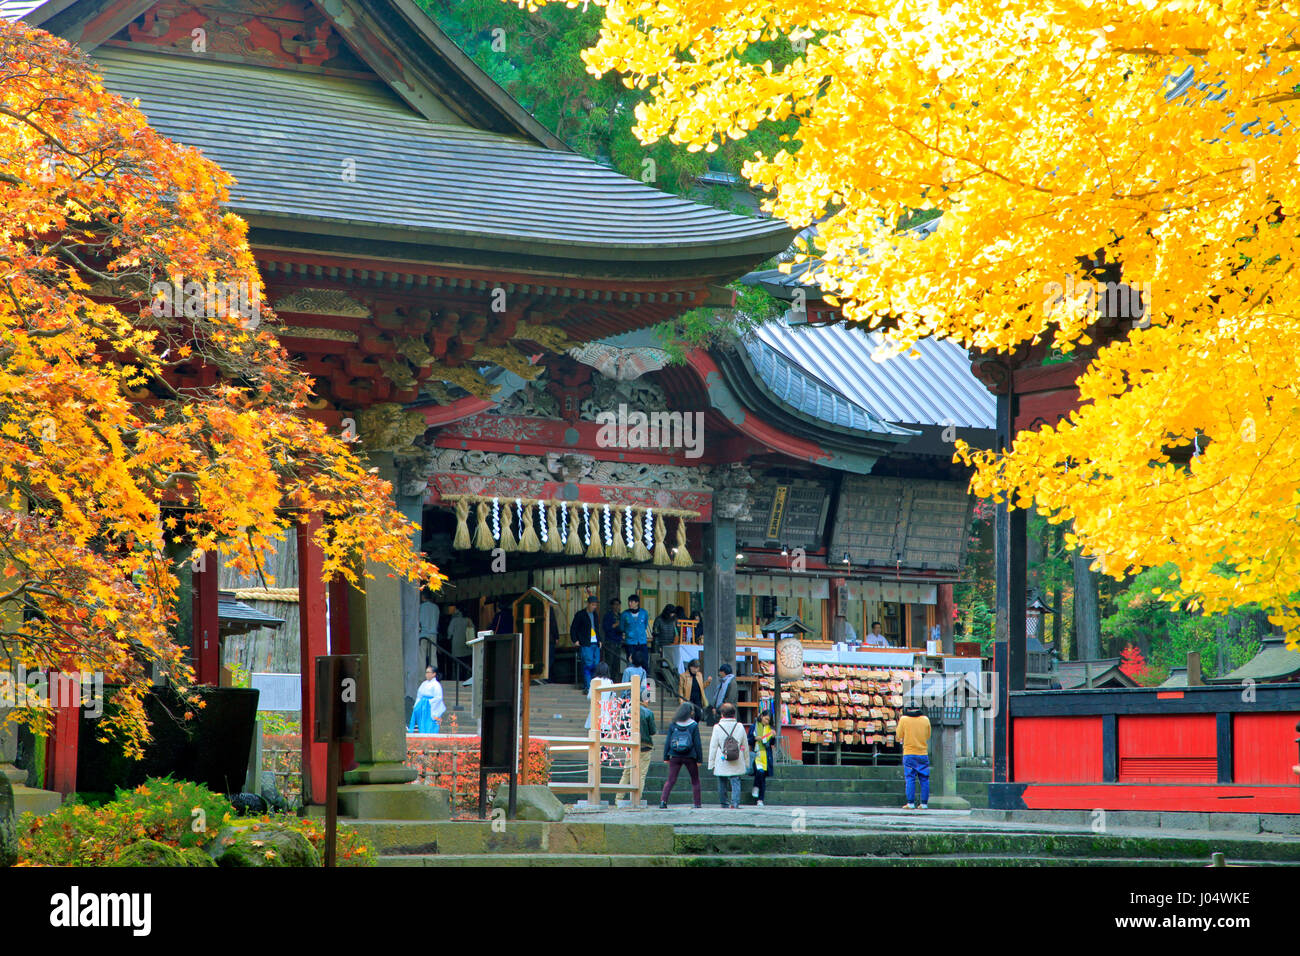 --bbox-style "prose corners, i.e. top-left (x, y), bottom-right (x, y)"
top-left (1117, 714), bottom-right (1217, 783)
top-left (1013, 716), bottom-right (1103, 782)
top-left (1233, 712), bottom-right (1300, 784)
